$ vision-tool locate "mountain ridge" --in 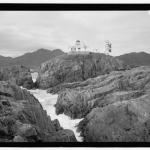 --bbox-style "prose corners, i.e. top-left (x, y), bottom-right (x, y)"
top-left (0, 48), bottom-right (65, 69)
top-left (116, 51), bottom-right (150, 67)
top-left (1, 50), bottom-right (150, 69)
